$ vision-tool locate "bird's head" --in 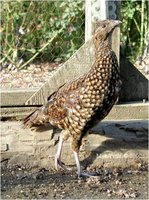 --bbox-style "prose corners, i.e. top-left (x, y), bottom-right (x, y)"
top-left (93, 20), bottom-right (122, 49)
